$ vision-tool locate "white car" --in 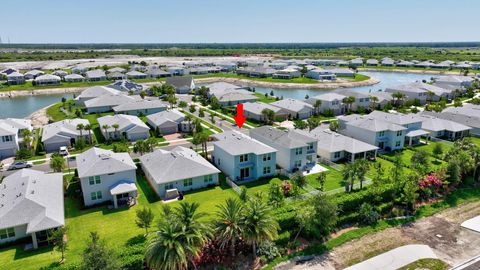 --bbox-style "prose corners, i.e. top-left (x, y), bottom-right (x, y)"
top-left (7, 161), bottom-right (33, 170)
top-left (59, 146), bottom-right (69, 156)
